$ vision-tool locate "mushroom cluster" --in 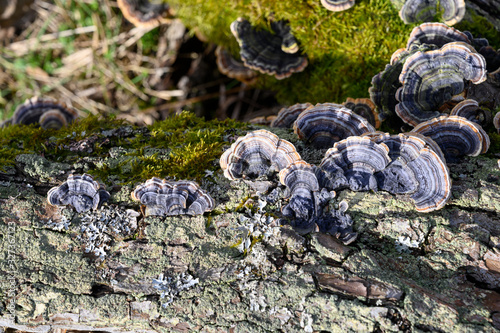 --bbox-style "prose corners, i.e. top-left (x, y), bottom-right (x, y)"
top-left (1, 96), bottom-right (79, 130)
top-left (131, 178), bottom-right (214, 216)
top-left (230, 18), bottom-right (308, 80)
top-left (370, 22), bottom-right (500, 129)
